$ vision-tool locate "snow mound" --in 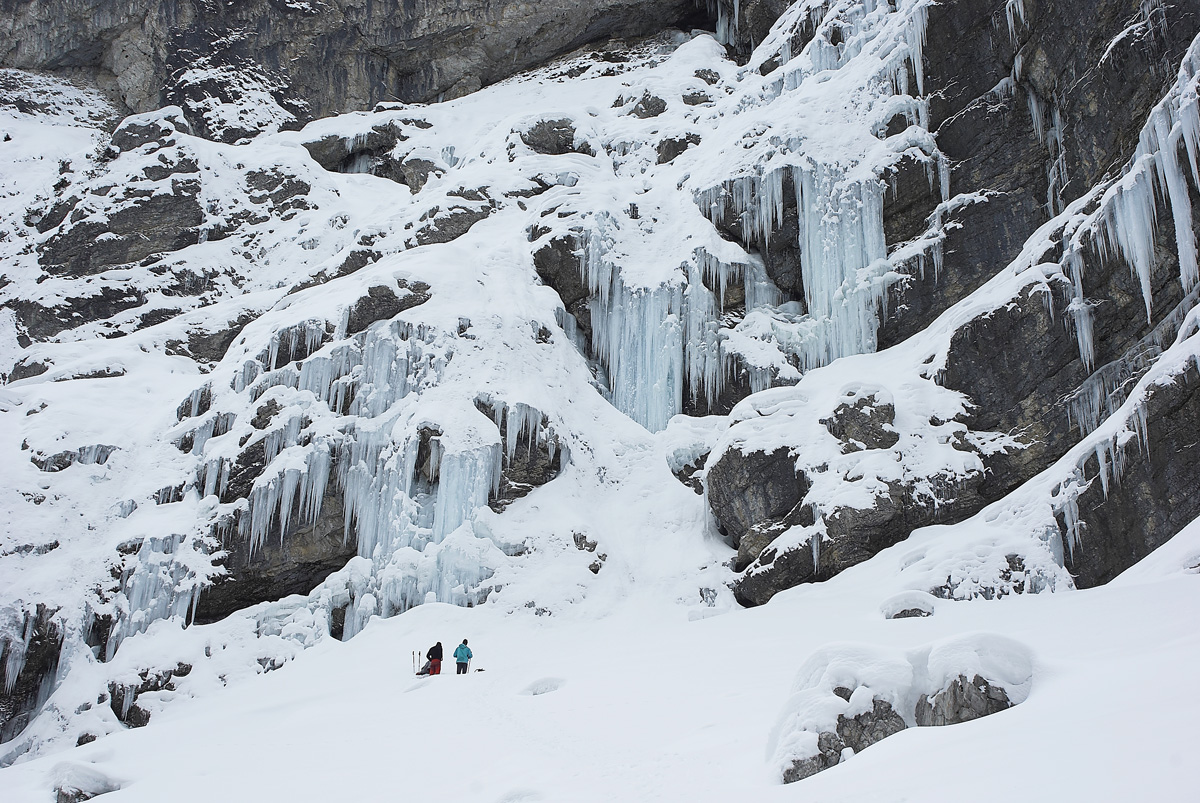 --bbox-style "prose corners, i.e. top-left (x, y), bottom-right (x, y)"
top-left (769, 633), bottom-right (1033, 782)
